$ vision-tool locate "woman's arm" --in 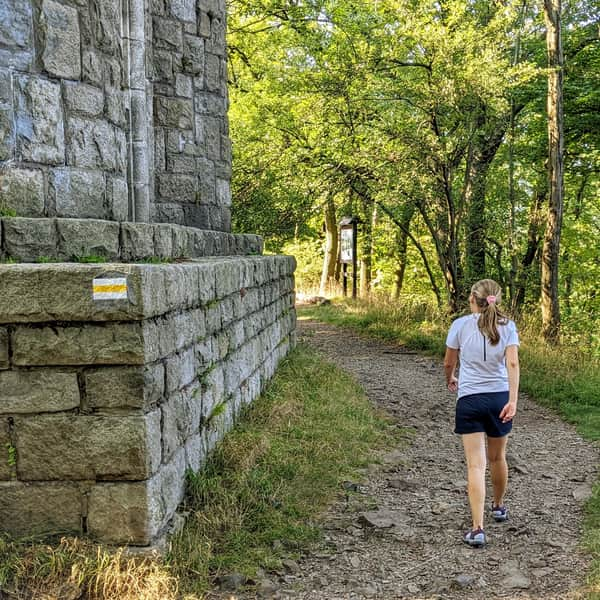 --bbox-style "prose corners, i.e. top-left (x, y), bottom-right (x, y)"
top-left (500, 344), bottom-right (519, 422)
top-left (444, 347), bottom-right (459, 392)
